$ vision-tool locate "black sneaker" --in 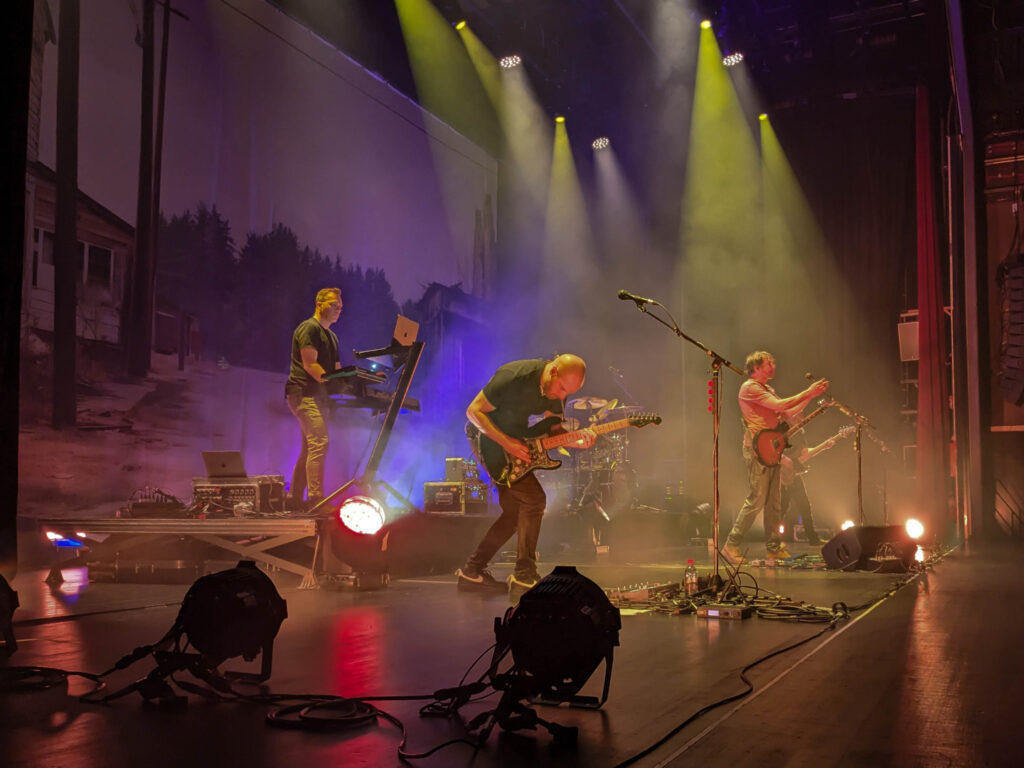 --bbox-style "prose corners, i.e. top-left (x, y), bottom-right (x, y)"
top-left (456, 568), bottom-right (507, 591)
